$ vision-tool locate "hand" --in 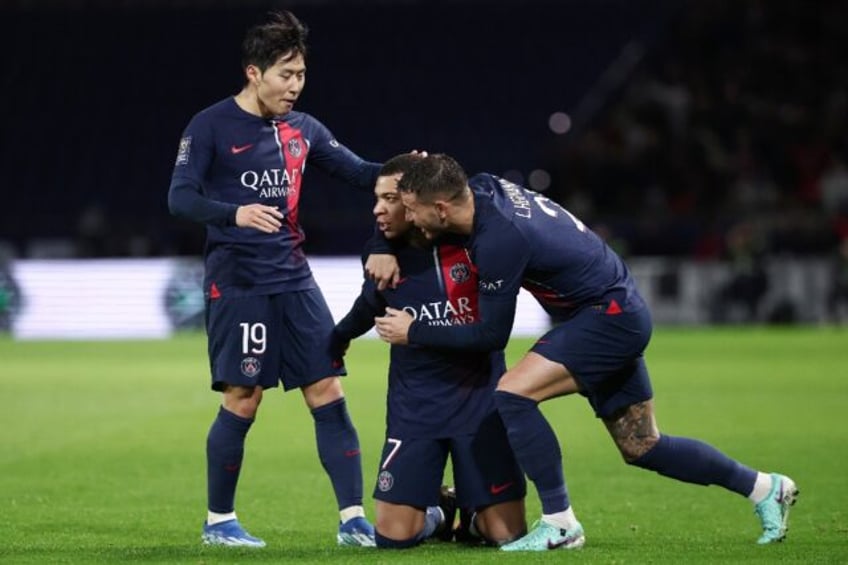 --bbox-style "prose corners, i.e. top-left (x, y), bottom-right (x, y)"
top-left (365, 254), bottom-right (401, 291)
top-left (374, 307), bottom-right (413, 345)
top-left (409, 149), bottom-right (428, 157)
top-left (235, 204), bottom-right (284, 233)
top-left (328, 330), bottom-right (350, 361)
